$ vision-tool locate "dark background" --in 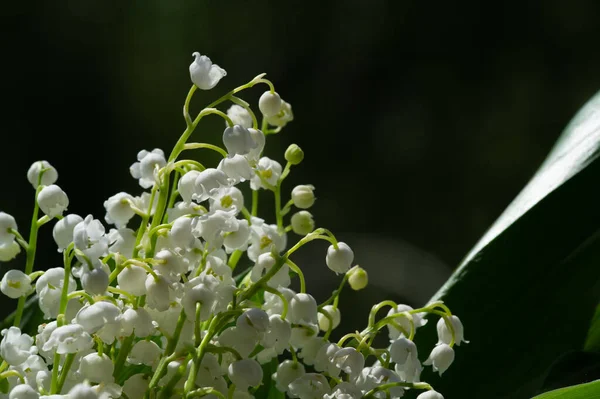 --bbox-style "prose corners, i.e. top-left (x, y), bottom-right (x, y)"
top-left (2, 1), bottom-right (600, 333)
